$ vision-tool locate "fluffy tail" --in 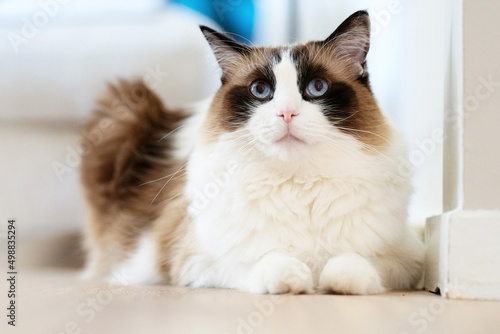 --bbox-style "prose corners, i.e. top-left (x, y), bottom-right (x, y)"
top-left (80, 80), bottom-right (187, 275)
